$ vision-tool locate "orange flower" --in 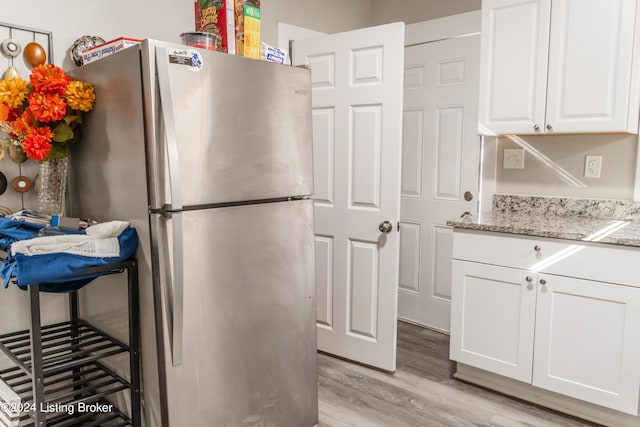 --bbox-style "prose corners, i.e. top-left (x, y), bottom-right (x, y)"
top-left (0, 103), bottom-right (8, 121)
top-left (28, 92), bottom-right (67, 123)
top-left (0, 103), bottom-right (18, 122)
top-left (21, 133), bottom-right (52, 162)
top-left (13, 109), bottom-right (35, 135)
top-left (29, 64), bottom-right (70, 94)
top-left (29, 125), bottom-right (54, 141)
